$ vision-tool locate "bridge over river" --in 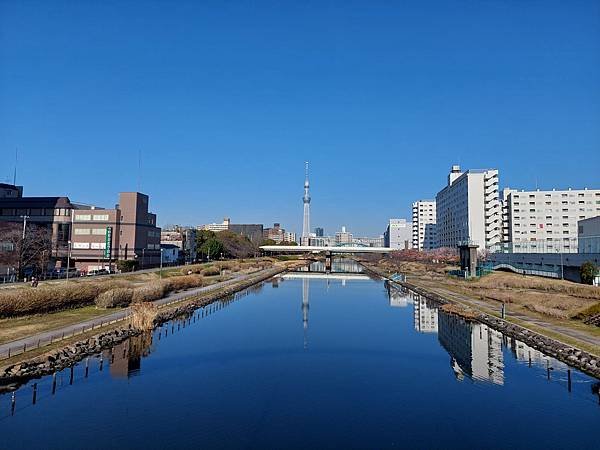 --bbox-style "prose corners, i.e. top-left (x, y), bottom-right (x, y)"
top-left (260, 245), bottom-right (393, 270)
